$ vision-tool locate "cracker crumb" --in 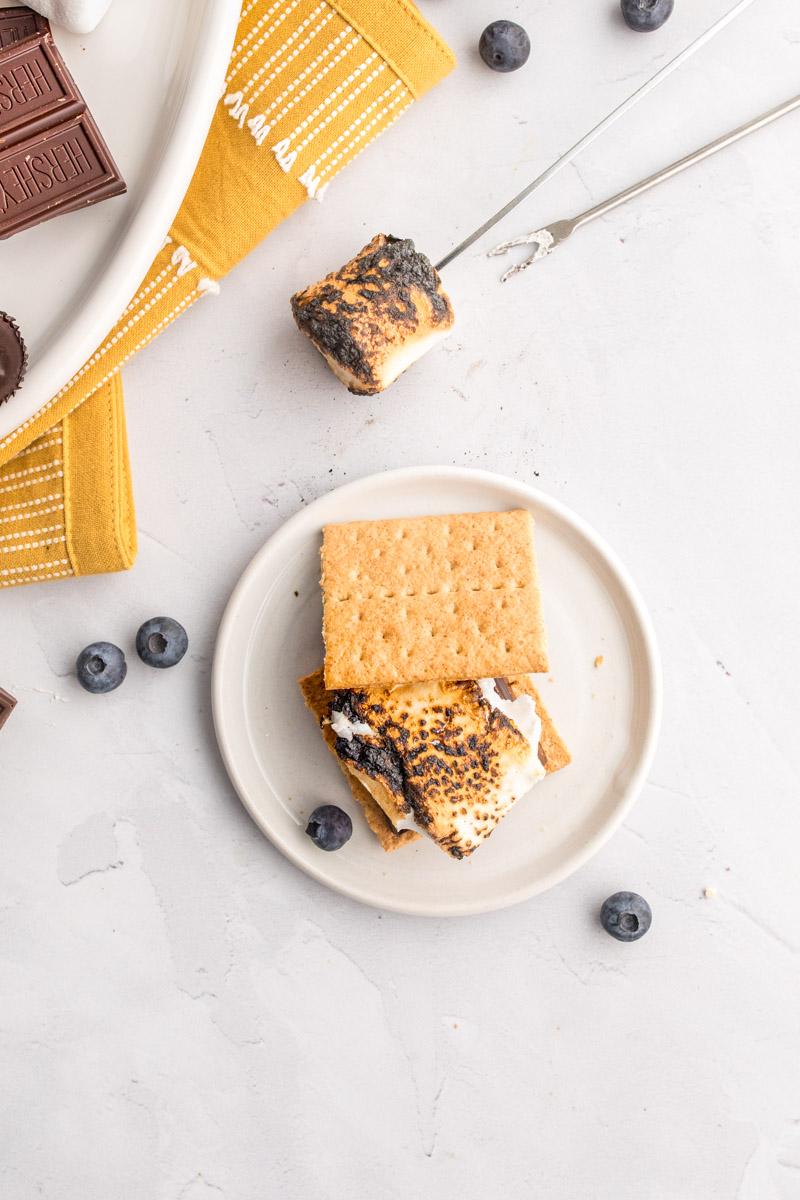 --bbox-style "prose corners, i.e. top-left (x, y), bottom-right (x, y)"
top-left (703, 886), bottom-right (717, 899)
top-left (594, 655), bottom-right (604, 668)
